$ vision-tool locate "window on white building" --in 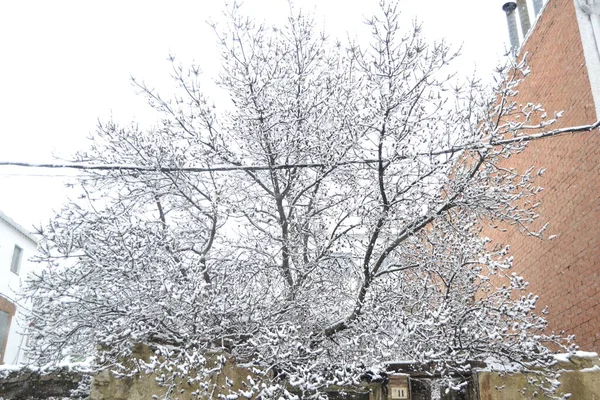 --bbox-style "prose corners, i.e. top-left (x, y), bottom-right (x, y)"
top-left (10, 245), bottom-right (22, 275)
